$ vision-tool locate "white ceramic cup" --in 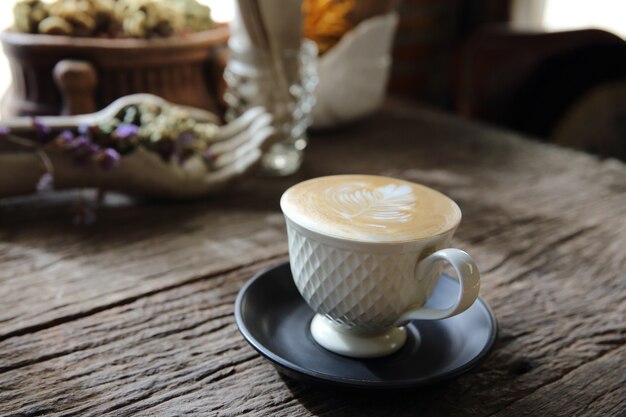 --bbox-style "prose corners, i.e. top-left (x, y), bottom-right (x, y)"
top-left (280, 175), bottom-right (480, 358)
